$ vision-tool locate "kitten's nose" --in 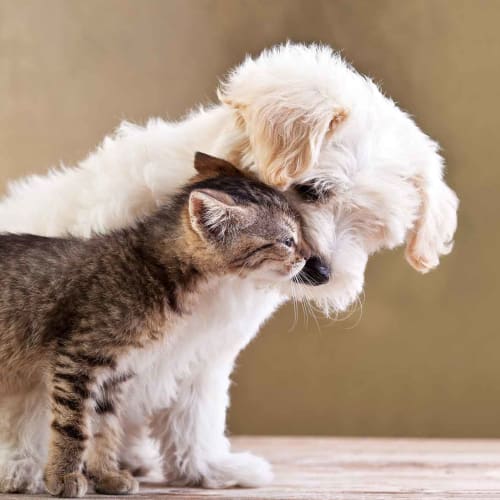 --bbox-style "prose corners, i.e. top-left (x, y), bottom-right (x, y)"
top-left (294, 256), bottom-right (330, 286)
